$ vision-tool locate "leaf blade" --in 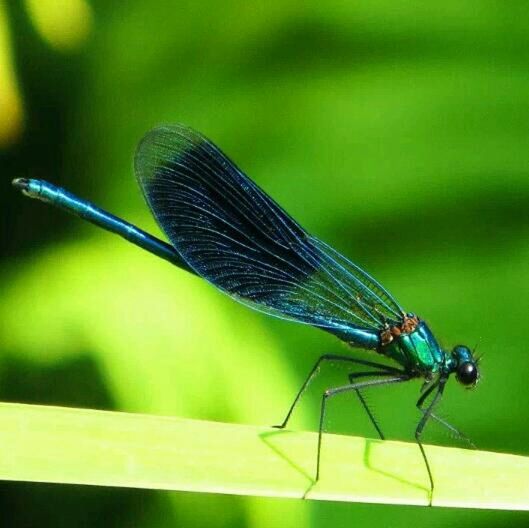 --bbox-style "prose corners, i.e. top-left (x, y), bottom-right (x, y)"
top-left (0, 402), bottom-right (526, 510)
